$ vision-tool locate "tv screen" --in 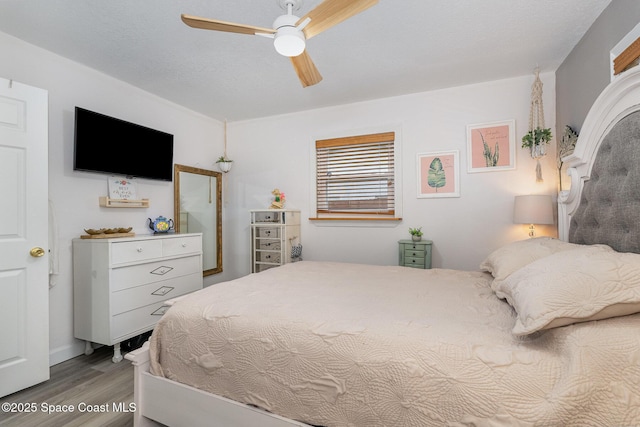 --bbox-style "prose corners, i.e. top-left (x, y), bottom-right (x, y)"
top-left (74, 107), bottom-right (174, 181)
